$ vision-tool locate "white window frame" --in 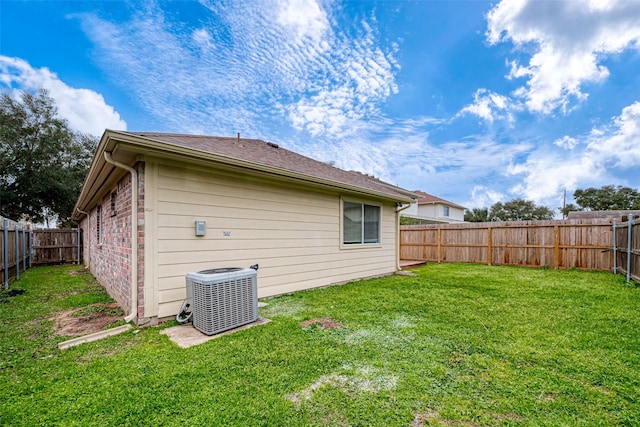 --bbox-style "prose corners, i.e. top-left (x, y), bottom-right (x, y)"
top-left (340, 198), bottom-right (382, 248)
top-left (443, 206), bottom-right (450, 217)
